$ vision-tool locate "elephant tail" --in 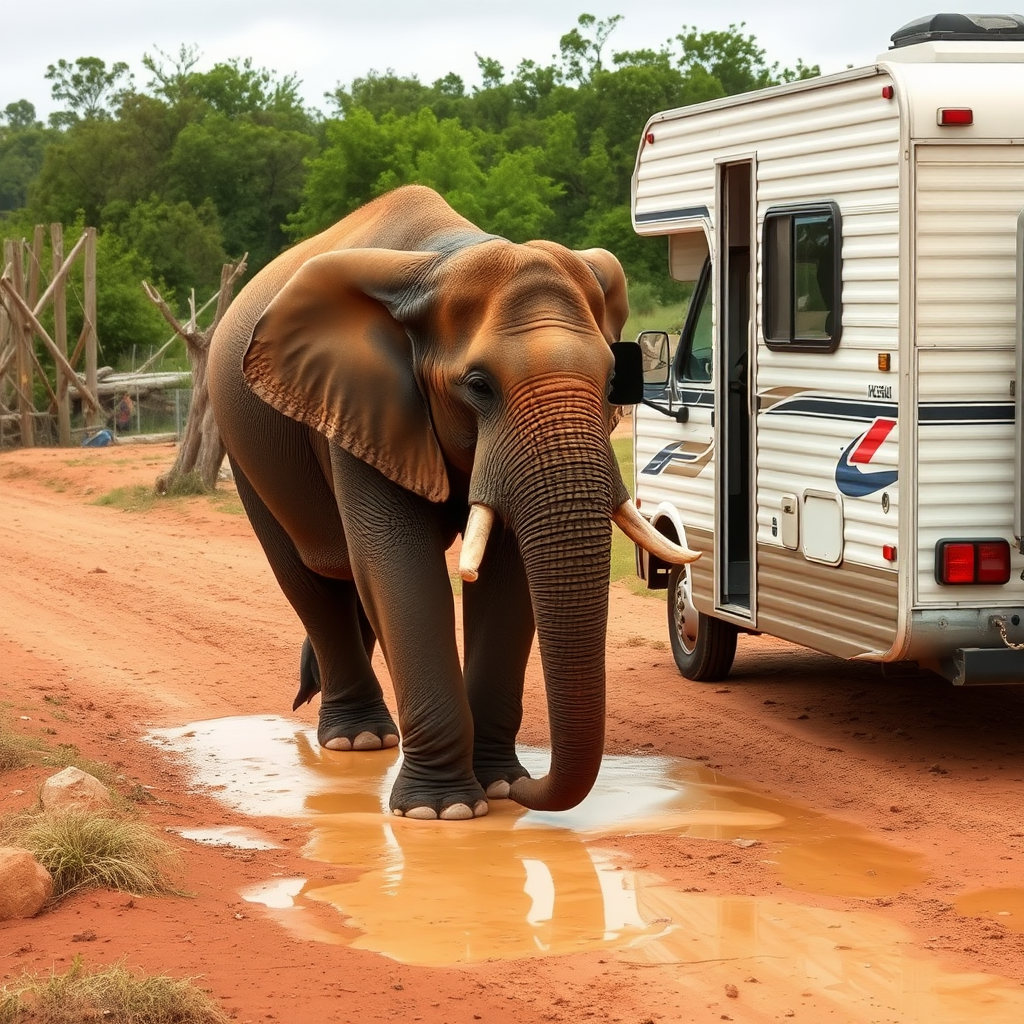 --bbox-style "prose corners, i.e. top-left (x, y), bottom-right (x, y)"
top-left (292, 636), bottom-right (322, 710)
